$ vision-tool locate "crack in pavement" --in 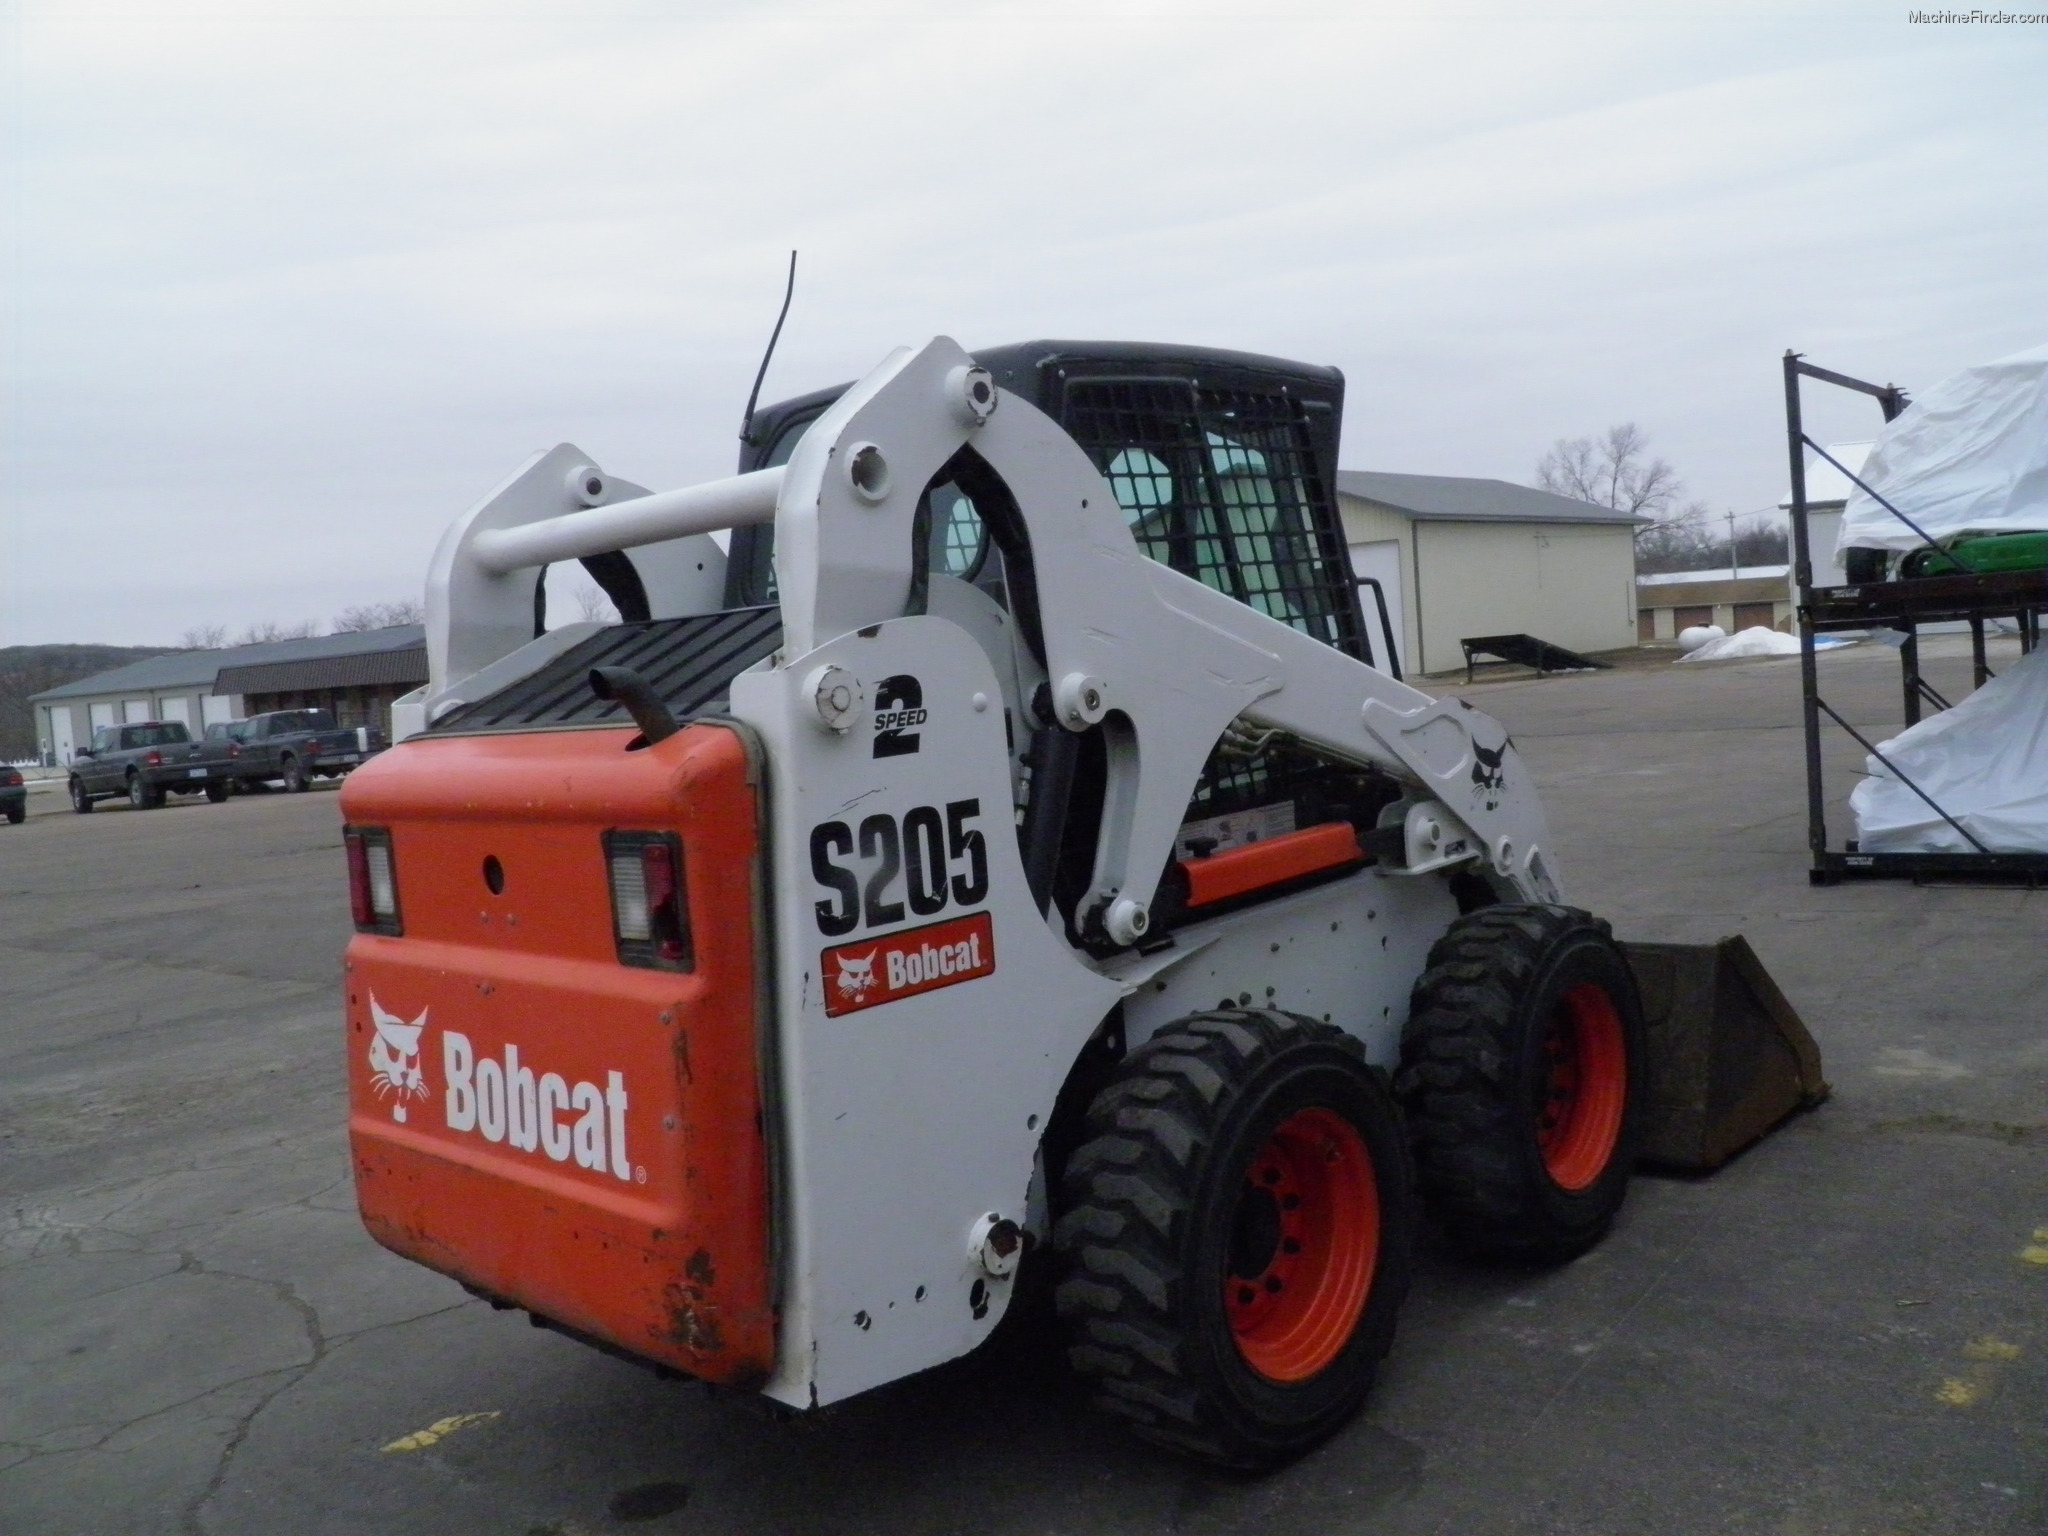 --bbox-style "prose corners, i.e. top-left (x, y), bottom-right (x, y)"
top-left (0, 936), bottom-right (341, 996)
top-left (5, 1230), bottom-right (473, 1536)
top-left (3, 1166), bottom-right (354, 1268)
